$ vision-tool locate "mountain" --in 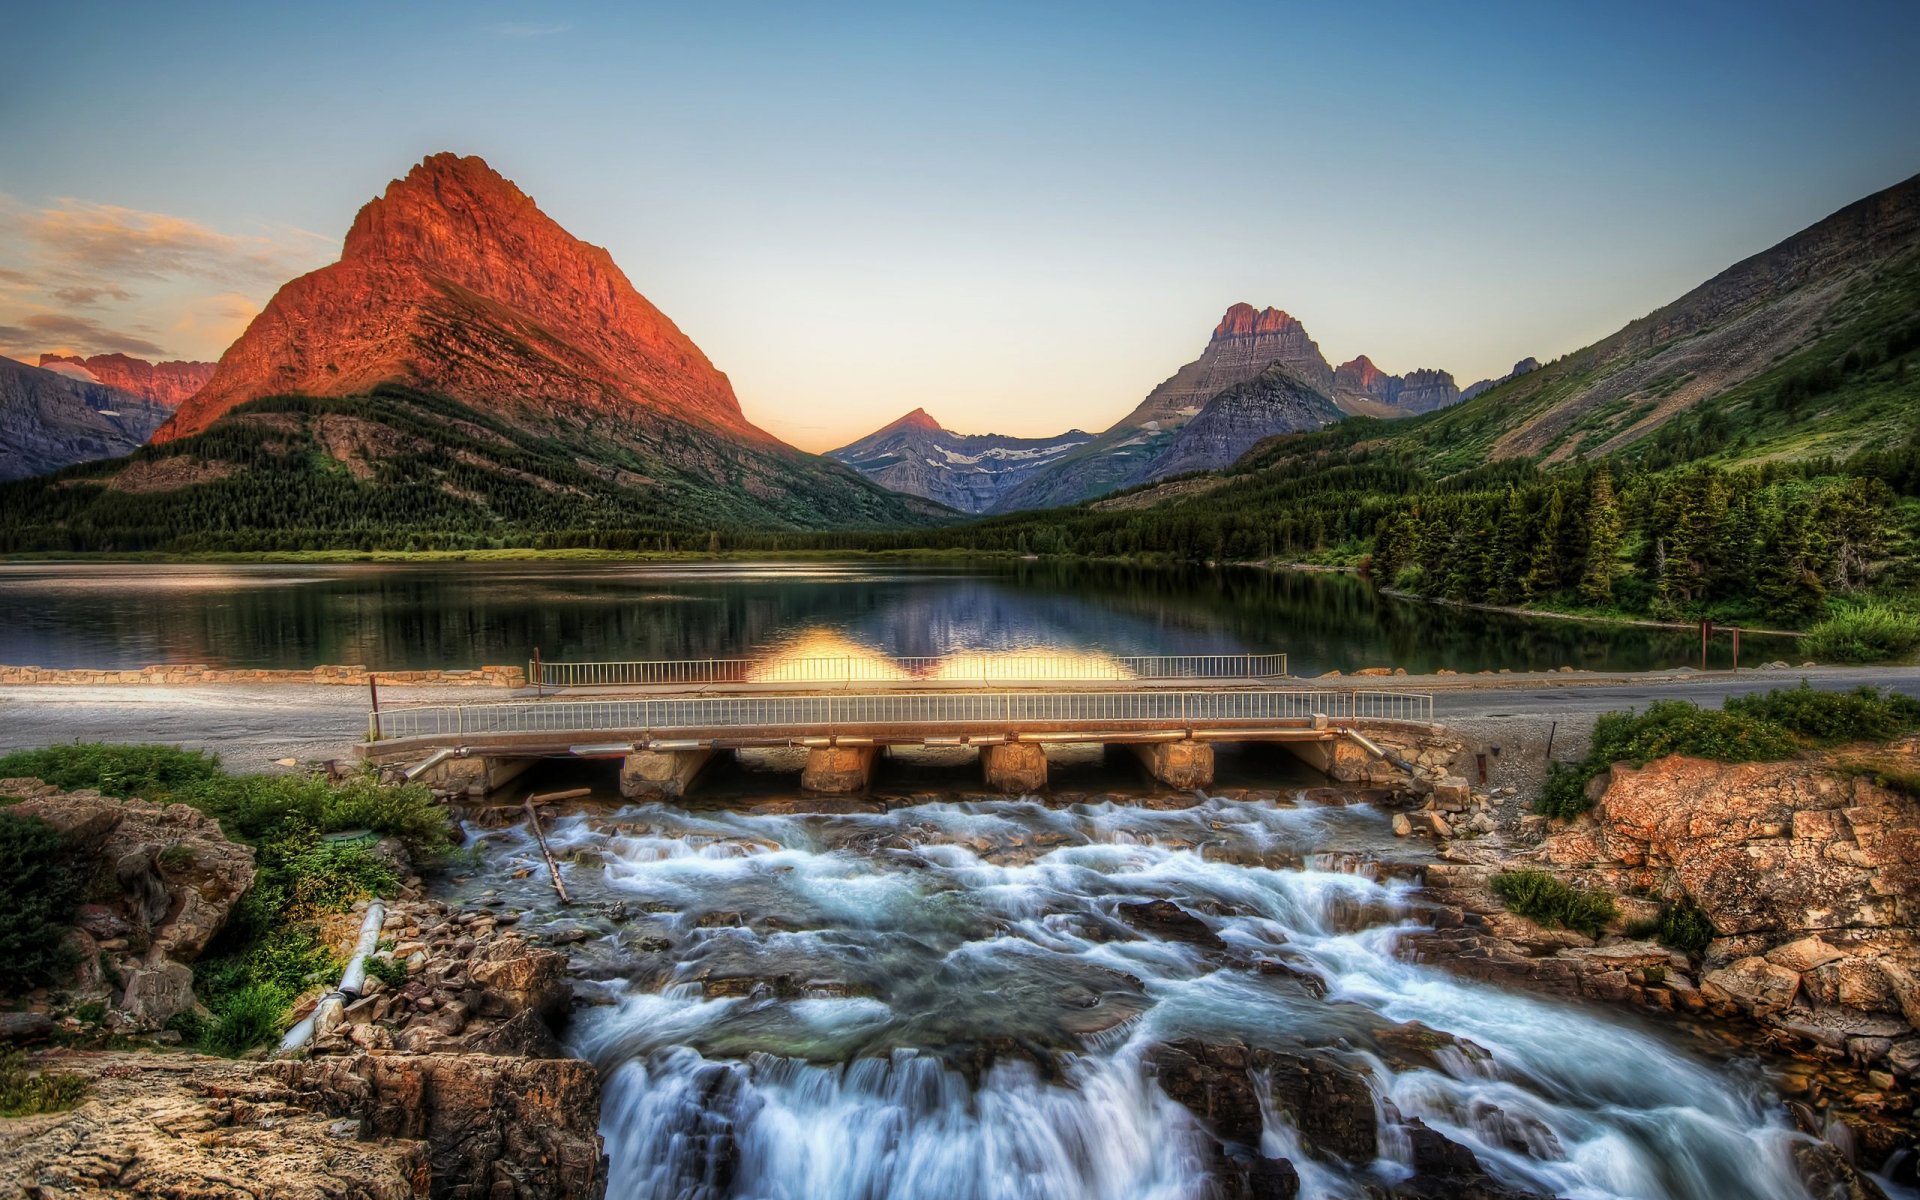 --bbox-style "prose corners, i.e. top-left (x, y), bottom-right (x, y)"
top-left (159, 152), bottom-right (768, 444)
top-left (986, 303), bottom-right (1465, 512)
top-left (826, 409), bottom-right (1090, 514)
top-left (37, 354), bottom-right (214, 409)
top-left (0, 357), bottom-right (174, 482)
top-left (0, 152), bottom-right (945, 549)
top-left (1146, 364), bottom-right (1344, 481)
top-left (1460, 357), bottom-right (1540, 402)
top-left (1416, 171), bottom-right (1920, 470)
